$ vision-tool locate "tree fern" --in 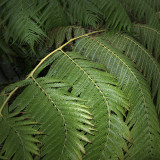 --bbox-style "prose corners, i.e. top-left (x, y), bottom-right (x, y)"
top-left (39, 0), bottom-right (69, 31)
top-left (123, 0), bottom-right (160, 29)
top-left (46, 51), bottom-right (131, 159)
top-left (103, 32), bottom-right (160, 113)
top-left (74, 34), bottom-right (160, 159)
top-left (0, 94), bottom-right (40, 160)
top-left (0, 0), bottom-right (46, 49)
top-left (1, 0), bottom-right (160, 160)
top-left (144, 0), bottom-right (160, 11)
top-left (0, 77), bottom-right (94, 160)
top-left (66, 0), bottom-right (102, 29)
top-left (0, 30), bottom-right (132, 159)
top-left (91, 0), bottom-right (132, 31)
top-left (132, 24), bottom-right (160, 60)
